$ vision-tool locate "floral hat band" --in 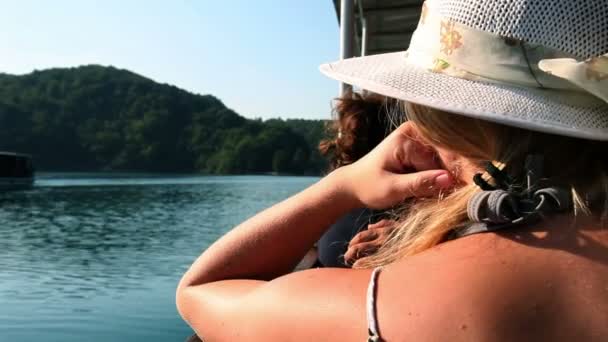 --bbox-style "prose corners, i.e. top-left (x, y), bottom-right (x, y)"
top-left (407, 1), bottom-right (608, 105)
